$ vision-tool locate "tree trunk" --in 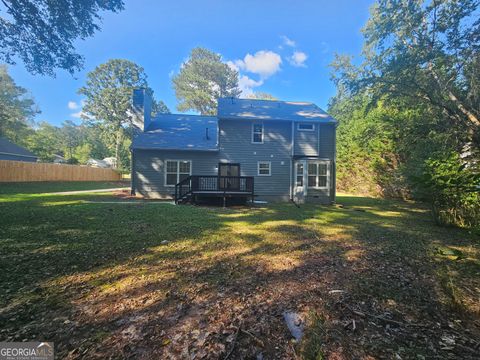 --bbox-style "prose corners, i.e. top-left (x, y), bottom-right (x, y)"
top-left (115, 129), bottom-right (122, 169)
top-left (427, 64), bottom-right (480, 128)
